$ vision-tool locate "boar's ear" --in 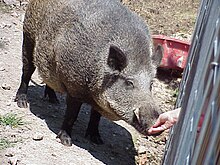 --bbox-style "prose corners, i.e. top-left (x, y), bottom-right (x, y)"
top-left (107, 45), bottom-right (128, 72)
top-left (152, 45), bottom-right (163, 67)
